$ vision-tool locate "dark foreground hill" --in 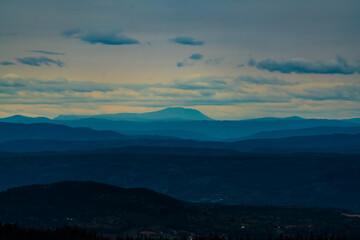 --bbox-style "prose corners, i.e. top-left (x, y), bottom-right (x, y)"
top-left (0, 181), bottom-right (360, 239)
top-left (1, 149), bottom-right (360, 212)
